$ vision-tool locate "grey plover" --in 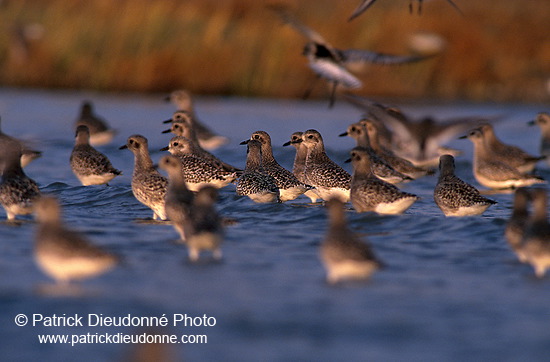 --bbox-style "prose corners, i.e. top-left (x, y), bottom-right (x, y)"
top-left (434, 155), bottom-right (496, 216)
top-left (461, 129), bottom-right (545, 189)
top-left (320, 198), bottom-right (383, 284)
top-left (339, 122), bottom-right (412, 184)
top-left (75, 101), bottom-right (117, 146)
top-left (157, 155), bottom-right (194, 242)
top-left (522, 188), bottom-right (550, 278)
top-left (241, 131), bottom-right (310, 202)
top-left (70, 125), bottom-right (122, 186)
top-left (34, 195), bottom-right (118, 284)
top-left (283, 132), bottom-right (320, 202)
top-left (0, 141), bottom-right (40, 220)
top-left (362, 119), bottom-right (433, 179)
top-left (344, 94), bottom-right (488, 167)
top-left (162, 111), bottom-right (240, 173)
top-left (165, 90), bottom-right (228, 150)
top-left (0, 116), bottom-right (41, 167)
top-left (348, 0), bottom-right (462, 21)
top-left (302, 129), bottom-right (351, 202)
top-left (505, 188), bottom-right (531, 263)
top-left (120, 135), bottom-right (167, 220)
top-left (161, 136), bottom-right (236, 191)
top-left (236, 139), bottom-right (280, 203)
top-left (528, 112), bottom-right (550, 165)
top-left (348, 147), bottom-right (418, 214)
top-left (186, 186), bottom-right (224, 261)
top-left (478, 123), bottom-right (544, 174)
top-left (270, 6), bottom-right (432, 106)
